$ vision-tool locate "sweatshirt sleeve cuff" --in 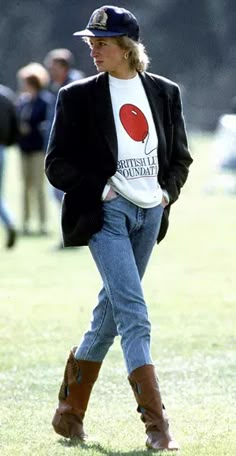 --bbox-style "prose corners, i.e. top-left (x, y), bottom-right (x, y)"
top-left (101, 184), bottom-right (111, 201)
top-left (162, 189), bottom-right (170, 205)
